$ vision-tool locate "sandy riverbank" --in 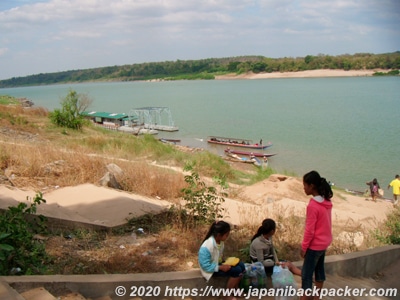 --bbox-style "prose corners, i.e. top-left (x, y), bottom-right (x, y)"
top-left (215, 69), bottom-right (380, 80)
top-left (0, 174), bottom-right (394, 230)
